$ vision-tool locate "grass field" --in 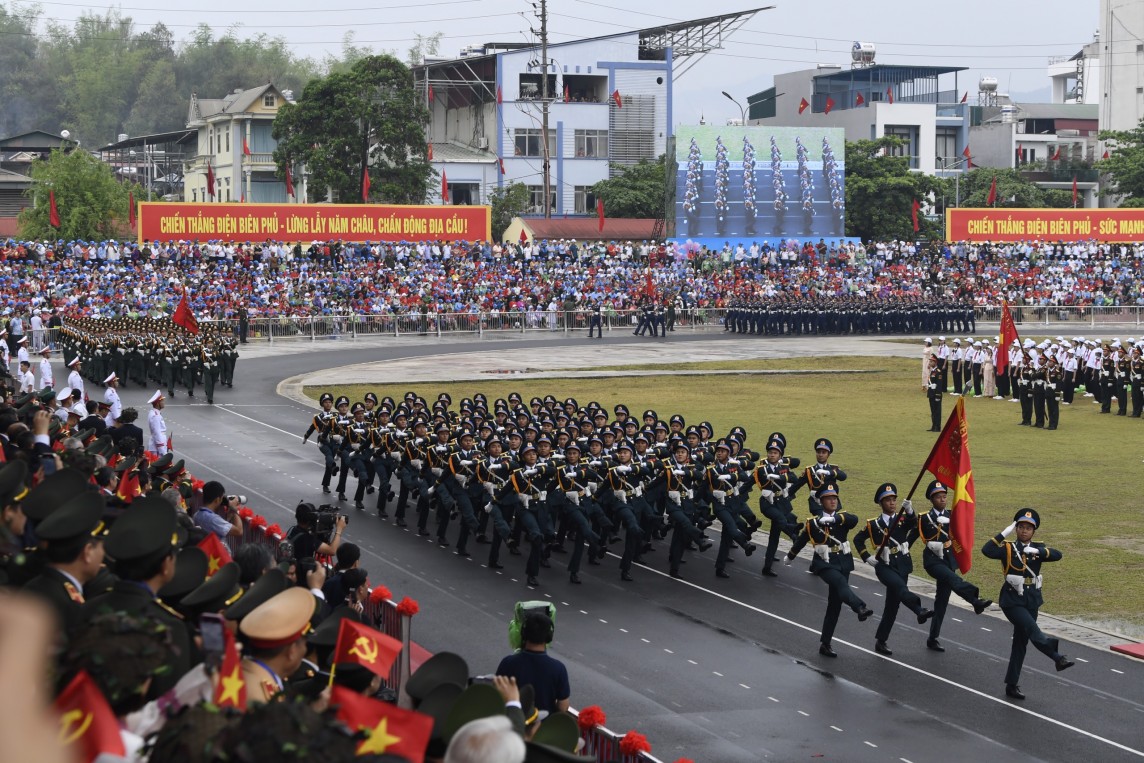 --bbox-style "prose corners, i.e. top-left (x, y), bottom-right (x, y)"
top-left (306, 356), bottom-right (1143, 632)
